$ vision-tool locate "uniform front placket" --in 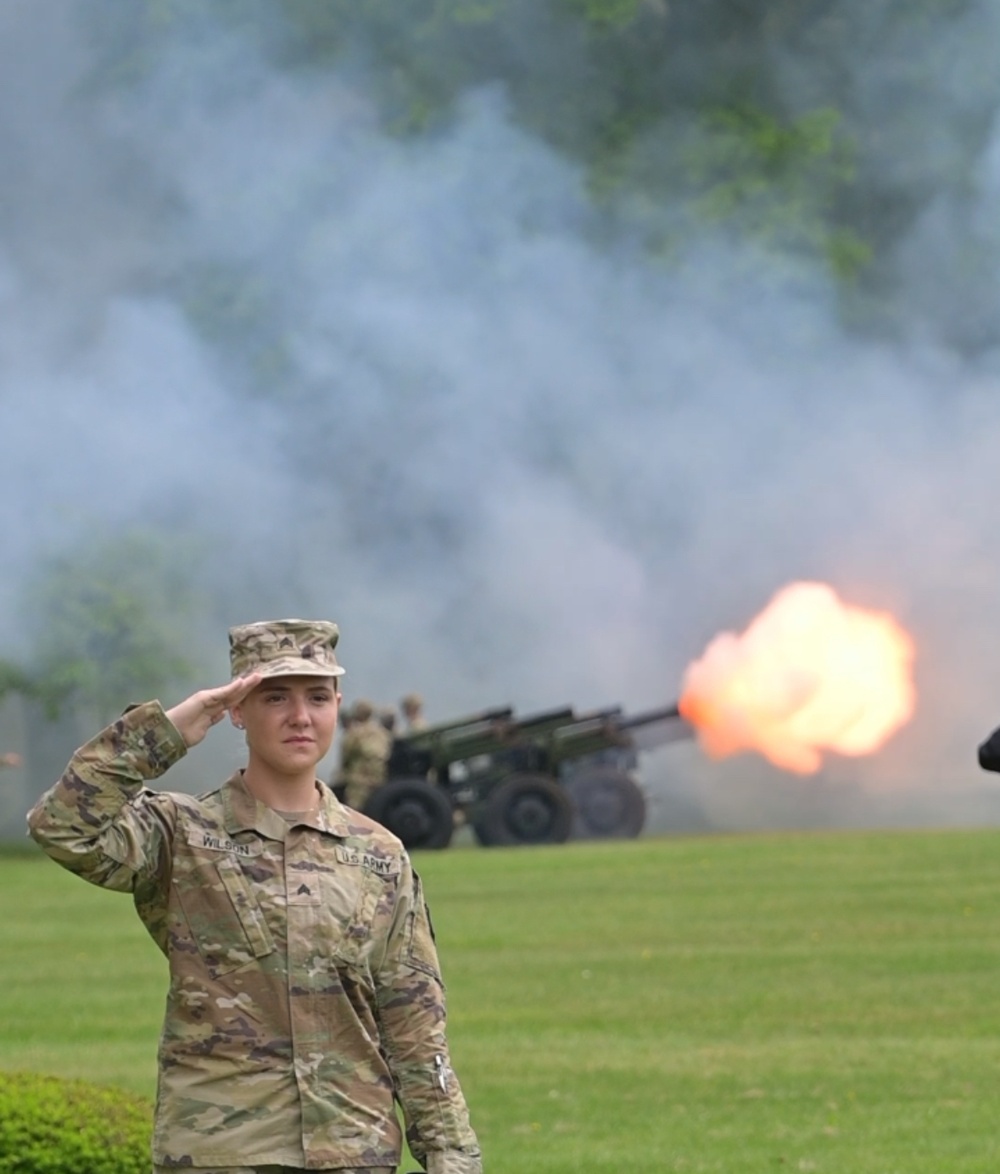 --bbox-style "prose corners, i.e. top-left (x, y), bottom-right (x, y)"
top-left (285, 822), bottom-right (328, 1162)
